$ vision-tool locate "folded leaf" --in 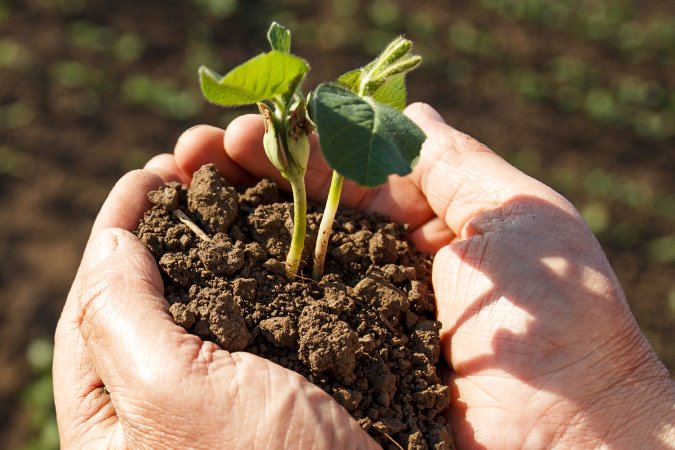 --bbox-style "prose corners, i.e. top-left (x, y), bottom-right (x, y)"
top-left (311, 83), bottom-right (425, 186)
top-left (267, 22), bottom-right (291, 52)
top-left (336, 68), bottom-right (361, 93)
top-left (200, 51), bottom-right (308, 107)
top-left (337, 69), bottom-right (407, 111)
